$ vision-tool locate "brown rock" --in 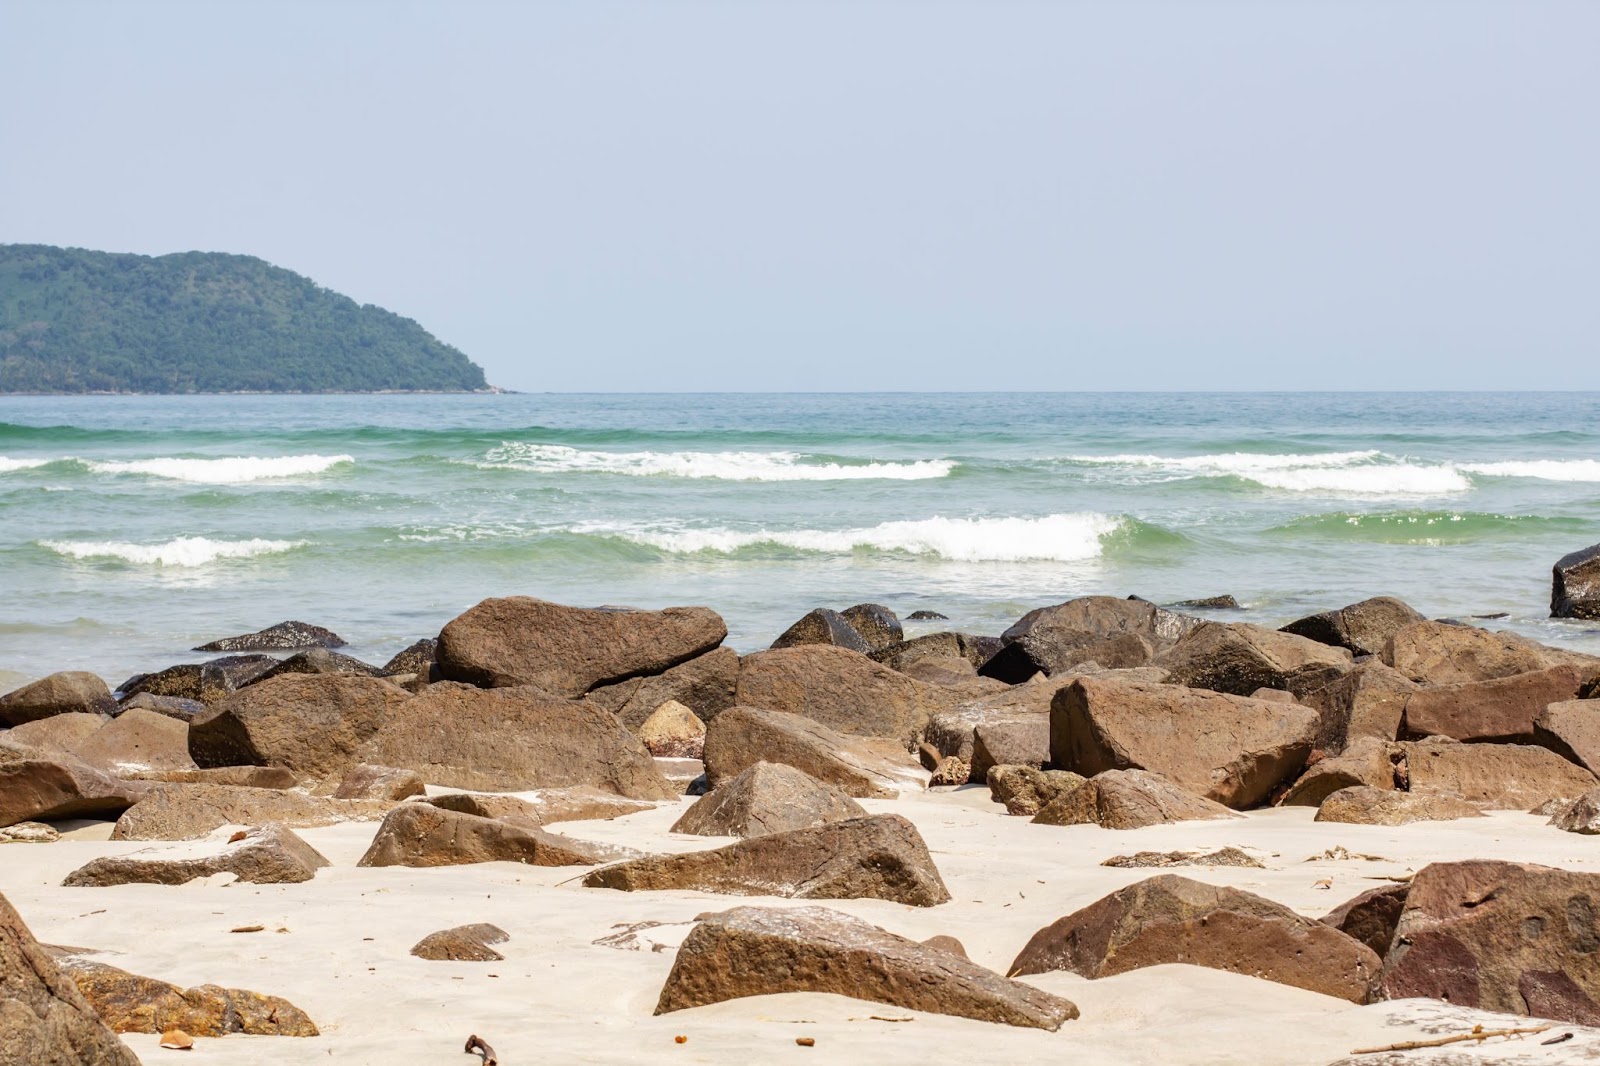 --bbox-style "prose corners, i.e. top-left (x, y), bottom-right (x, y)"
top-left (356, 802), bottom-right (625, 867)
top-left (1280, 596), bottom-right (1425, 657)
top-left (921, 934), bottom-right (971, 960)
top-left (0, 821), bottom-right (60, 843)
top-left (1051, 676), bottom-right (1317, 808)
top-left (64, 824), bottom-right (329, 886)
top-left (1297, 660), bottom-right (1416, 753)
top-left (1002, 595), bottom-right (1193, 646)
top-left (971, 717), bottom-right (1051, 783)
top-left (0, 892), bottom-right (141, 1064)
top-left (357, 682), bottom-right (675, 798)
top-left (431, 785), bottom-right (655, 827)
top-left (114, 692), bottom-right (204, 720)
top-left (0, 741), bottom-right (148, 828)
top-left (1400, 666), bottom-right (1583, 743)
top-left (735, 645), bottom-right (947, 747)
top-left (1553, 543), bottom-right (1600, 620)
top-left (584, 813), bottom-right (950, 907)
top-left (59, 956), bottom-right (318, 1036)
top-left (1380, 860), bottom-right (1600, 1021)
top-left (427, 792), bottom-right (544, 828)
top-left (195, 620), bottom-right (345, 652)
top-left (770, 607), bottom-right (870, 653)
top-left (1319, 883), bottom-right (1409, 958)
top-left (119, 655), bottom-right (278, 704)
top-left (436, 596), bottom-right (727, 695)
top-left (901, 656), bottom-right (984, 687)
top-left (986, 765), bottom-right (1086, 816)
top-left (1010, 874), bottom-right (1381, 1003)
top-left (1279, 739), bottom-right (1395, 807)
top-left (381, 638), bottom-right (438, 681)
top-left (1383, 621), bottom-right (1577, 686)
top-left (1397, 738), bottom-right (1598, 809)
top-left (670, 762), bottom-right (865, 838)
top-left (5, 713), bottom-right (110, 755)
top-left (583, 646), bottom-right (738, 730)
top-left (0, 672), bottom-right (116, 727)
top-left (702, 706), bottom-right (927, 799)
top-left (1101, 847), bottom-right (1263, 869)
top-left (929, 755), bottom-right (970, 787)
top-left (409, 923), bottom-right (509, 962)
top-left (1550, 788), bottom-right (1600, 833)
top-left (1315, 785), bottom-right (1484, 826)
top-left (637, 700), bottom-right (705, 758)
top-left (656, 905), bottom-right (1076, 1029)
top-left (332, 763), bottom-right (425, 801)
top-left (839, 603), bottom-right (903, 652)
top-left (124, 766), bottom-right (297, 789)
top-left (111, 783), bottom-right (385, 841)
top-left (1534, 699), bottom-right (1600, 774)
top-left (1157, 622), bottom-right (1352, 697)
top-left (246, 648), bottom-right (383, 686)
top-left (1033, 769), bottom-right (1241, 829)
top-left (71, 708), bottom-right (196, 773)
top-left (871, 632), bottom-right (962, 672)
